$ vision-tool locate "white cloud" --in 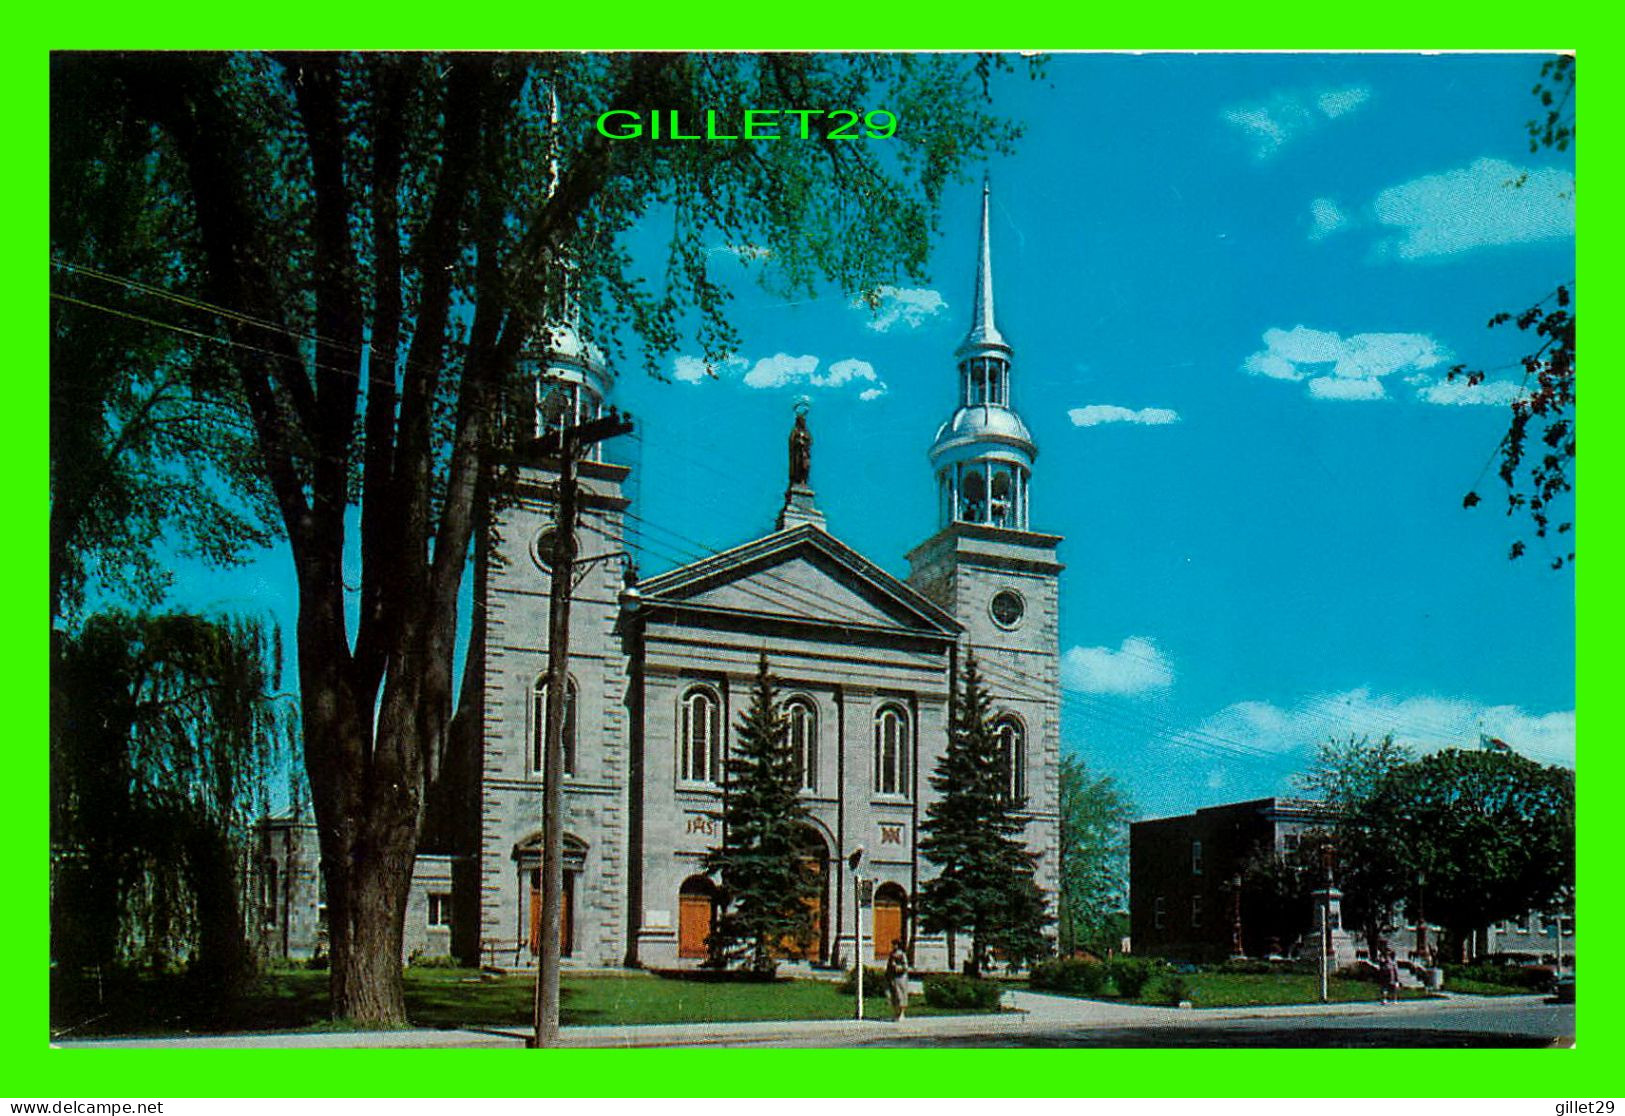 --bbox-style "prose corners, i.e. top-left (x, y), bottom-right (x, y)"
top-left (1067, 405), bottom-right (1181, 427)
top-left (853, 286), bottom-right (948, 332)
top-left (1373, 158), bottom-right (1574, 260)
top-left (1242, 351), bottom-right (1305, 382)
top-left (1308, 376), bottom-right (1386, 401)
top-left (744, 353), bottom-right (821, 389)
top-left (1197, 687), bottom-right (1574, 768)
top-left (1415, 378), bottom-right (1527, 406)
top-left (722, 352), bottom-right (888, 398)
top-left (1221, 85), bottom-right (1371, 159)
top-left (1309, 197), bottom-right (1349, 240)
top-left (709, 243), bottom-right (770, 262)
top-left (823, 358), bottom-right (879, 388)
top-left (671, 354), bottom-right (748, 384)
top-left (1242, 326), bottom-right (1449, 401)
top-left (1062, 637), bottom-right (1174, 696)
top-left (1317, 87), bottom-right (1371, 118)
